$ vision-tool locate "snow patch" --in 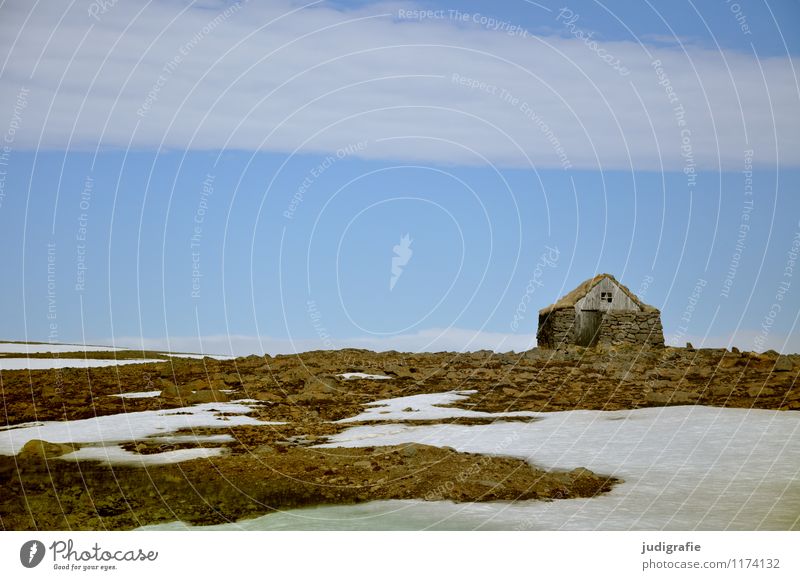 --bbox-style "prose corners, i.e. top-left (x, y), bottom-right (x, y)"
top-left (110, 391), bottom-right (162, 399)
top-left (0, 401), bottom-right (277, 455)
top-left (0, 358), bottom-right (164, 370)
top-left (338, 372), bottom-right (392, 380)
top-left (60, 445), bottom-right (226, 465)
top-left (317, 404), bottom-right (800, 530)
top-left (336, 390), bottom-right (538, 423)
top-left (0, 342), bottom-right (124, 354)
